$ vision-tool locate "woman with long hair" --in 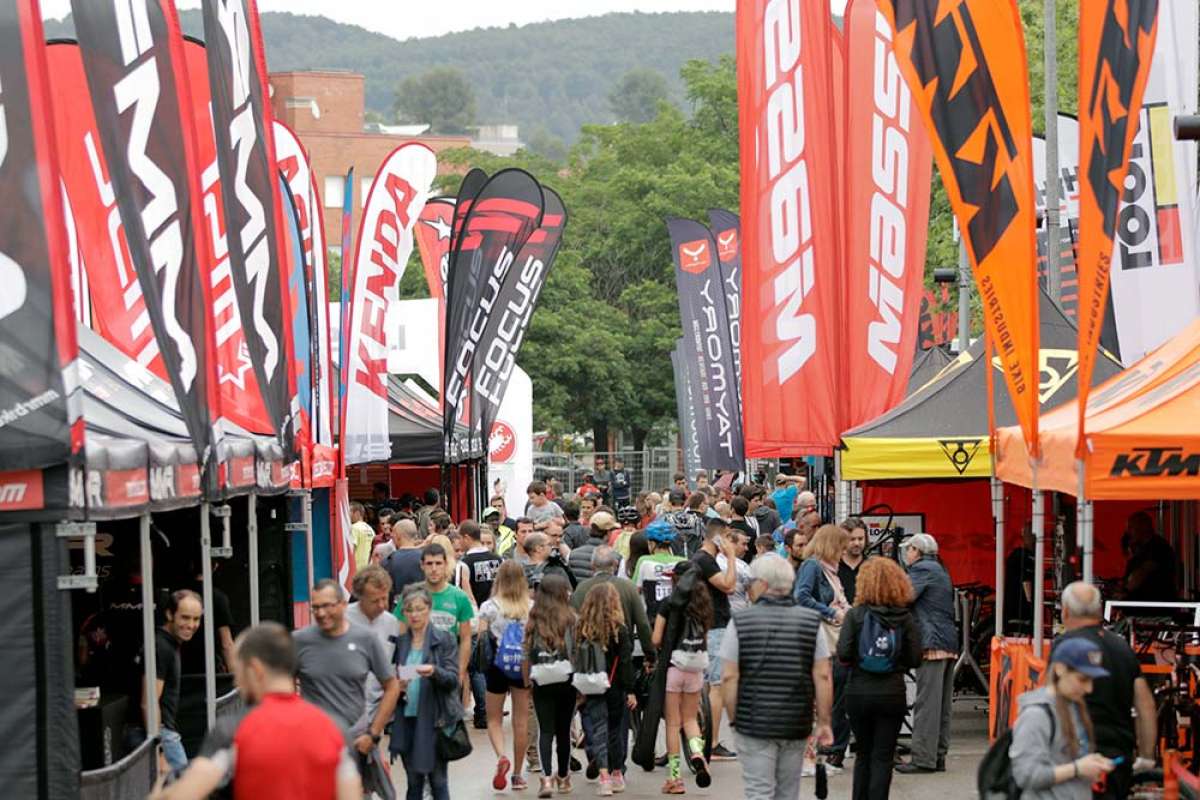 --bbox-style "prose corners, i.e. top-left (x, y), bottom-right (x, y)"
top-left (1010, 639), bottom-right (1114, 798)
top-left (835, 558), bottom-right (923, 799)
top-left (523, 573), bottom-right (578, 798)
top-left (577, 582), bottom-right (636, 796)
top-left (477, 560), bottom-right (534, 792)
top-left (623, 531), bottom-right (649, 580)
top-left (651, 561), bottom-right (714, 794)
